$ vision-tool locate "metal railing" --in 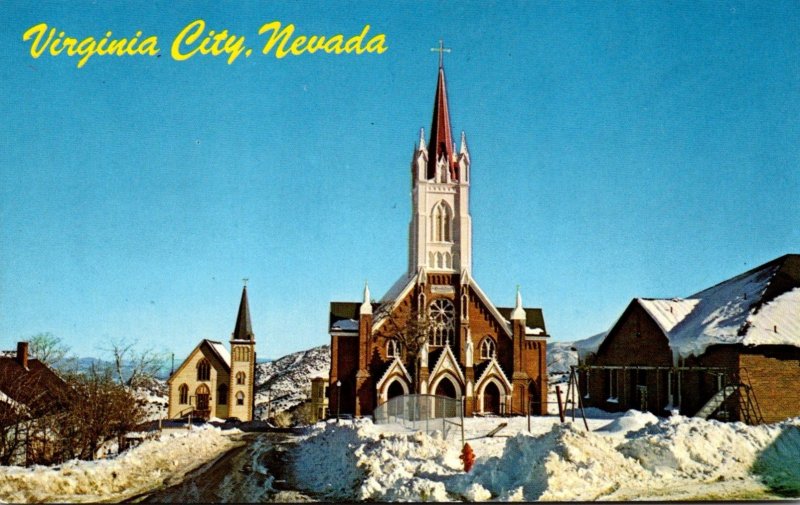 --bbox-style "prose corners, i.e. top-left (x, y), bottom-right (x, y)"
top-left (374, 394), bottom-right (464, 443)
